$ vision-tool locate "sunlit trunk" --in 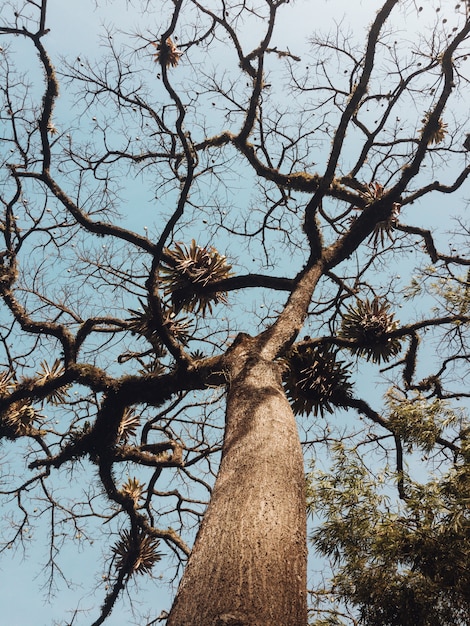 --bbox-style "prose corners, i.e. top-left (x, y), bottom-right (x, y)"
top-left (167, 350), bottom-right (307, 626)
